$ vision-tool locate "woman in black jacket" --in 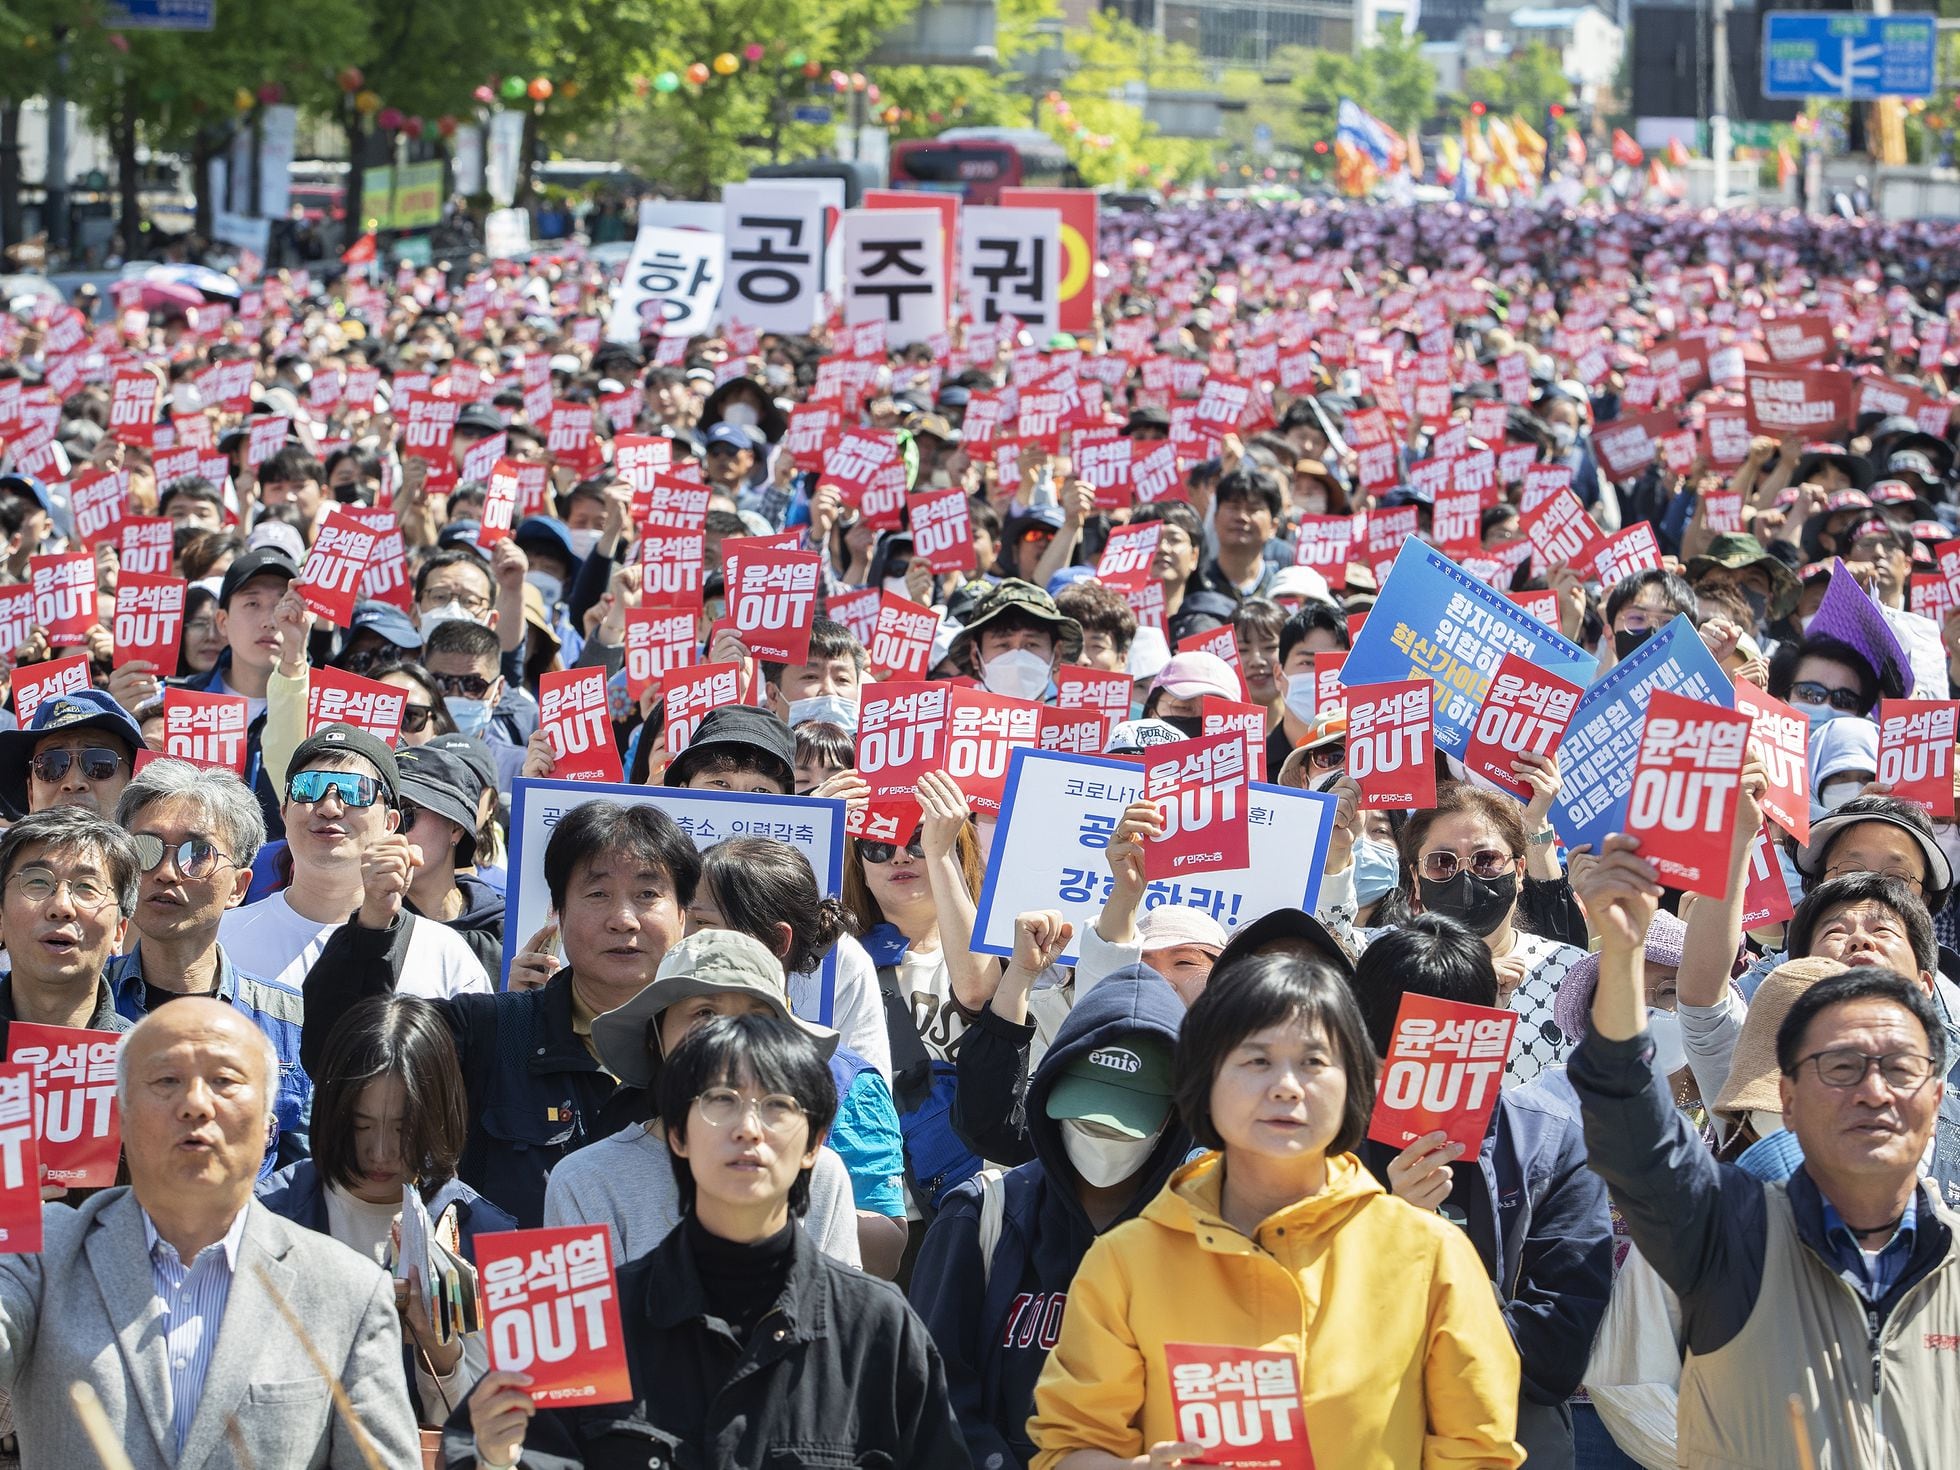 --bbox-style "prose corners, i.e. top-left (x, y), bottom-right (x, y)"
top-left (450, 1013), bottom-right (970, 1470)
